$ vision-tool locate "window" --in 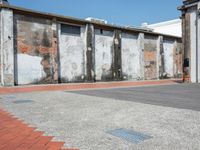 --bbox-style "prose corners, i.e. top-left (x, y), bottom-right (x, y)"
top-left (61, 24), bottom-right (81, 36)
